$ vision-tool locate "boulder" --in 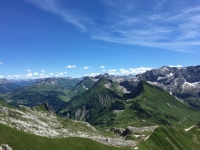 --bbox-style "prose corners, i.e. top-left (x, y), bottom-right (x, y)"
top-left (0, 144), bottom-right (13, 150)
